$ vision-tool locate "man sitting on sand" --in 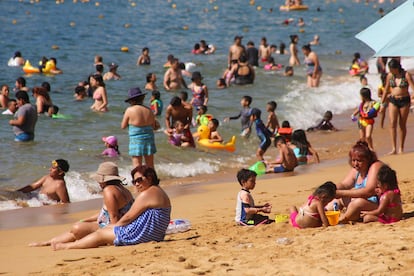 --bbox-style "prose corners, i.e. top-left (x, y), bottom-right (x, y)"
top-left (18, 159), bottom-right (70, 203)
